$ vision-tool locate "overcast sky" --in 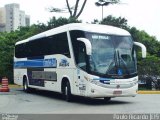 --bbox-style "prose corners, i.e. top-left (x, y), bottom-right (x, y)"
top-left (0, 0), bottom-right (160, 41)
